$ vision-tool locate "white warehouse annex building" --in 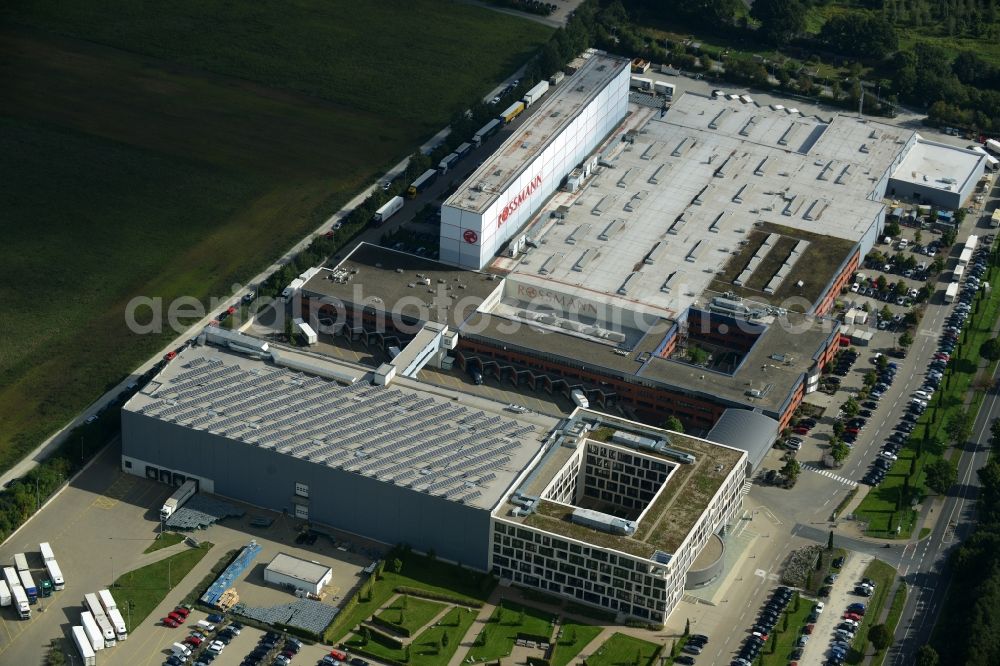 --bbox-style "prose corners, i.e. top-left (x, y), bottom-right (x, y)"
top-left (440, 52), bottom-right (630, 269)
